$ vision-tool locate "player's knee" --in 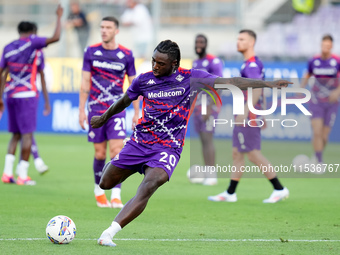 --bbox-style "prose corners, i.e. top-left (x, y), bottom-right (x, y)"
top-left (13, 133), bottom-right (21, 140)
top-left (141, 171), bottom-right (168, 196)
top-left (232, 148), bottom-right (241, 160)
top-left (323, 136), bottom-right (329, 144)
top-left (313, 129), bottom-right (323, 138)
top-left (21, 134), bottom-right (32, 149)
top-left (99, 176), bottom-right (111, 190)
top-left (111, 148), bottom-right (121, 158)
top-left (247, 151), bottom-right (261, 163)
